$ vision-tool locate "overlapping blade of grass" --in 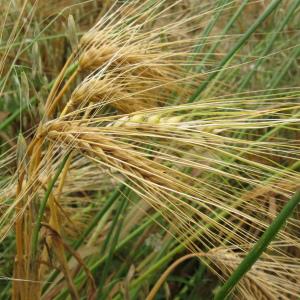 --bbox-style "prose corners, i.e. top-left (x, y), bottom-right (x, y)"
top-left (268, 45), bottom-right (300, 89)
top-left (191, 0), bottom-right (233, 61)
top-left (189, 0), bottom-right (283, 102)
top-left (96, 188), bottom-right (129, 298)
top-left (237, 0), bottom-right (300, 91)
top-left (42, 183), bottom-right (123, 295)
top-left (194, 0), bottom-right (250, 73)
top-left (30, 152), bottom-right (71, 261)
